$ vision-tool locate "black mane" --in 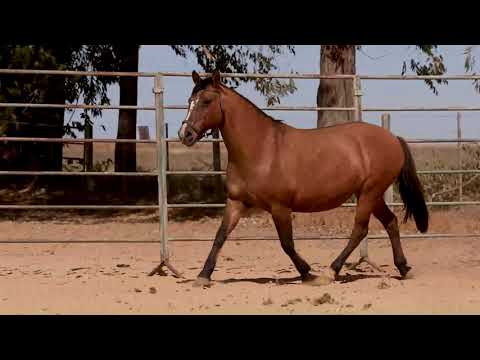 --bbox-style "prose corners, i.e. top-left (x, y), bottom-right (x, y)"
top-left (192, 75), bottom-right (283, 124)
